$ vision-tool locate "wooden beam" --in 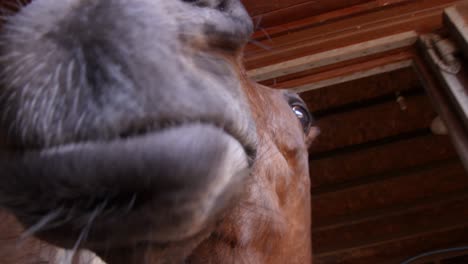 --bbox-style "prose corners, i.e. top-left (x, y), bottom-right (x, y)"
top-left (250, 0), bottom-right (411, 40)
top-left (314, 224), bottom-right (468, 263)
top-left (314, 196), bottom-right (468, 256)
top-left (419, 34), bottom-right (468, 128)
top-left (295, 60), bottom-right (412, 92)
top-left (310, 134), bottom-right (458, 188)
top-left (312, 159), bottom-right (468, 225)
top-left (310, 95), bottom-right (436, 155)
top-left (242, 0), bottom-right (314, 17)
top-left (271, 51), bottom-right (414, 93)
top-left (247, 0), bottom-right (378, 30)
top-left (444, 2), bottom-right (468, 59)
top-left (414, 43), bottom-right (468, 172)
top-left (244, 0), bottom-right (460, 69)
top-left (313, 188), bottom-right (468, 232)
top-left (247, 31), bottom-right (418, 82)
top-left (300, 67), bottom-right (420, 113)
